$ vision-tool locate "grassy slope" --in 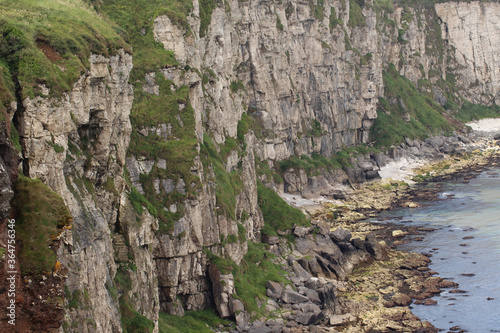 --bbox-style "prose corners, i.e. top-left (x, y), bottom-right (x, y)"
top-left (0, 0), bottom-right (128, 101)
top-left (370, 64), bottom-right (454, 147)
